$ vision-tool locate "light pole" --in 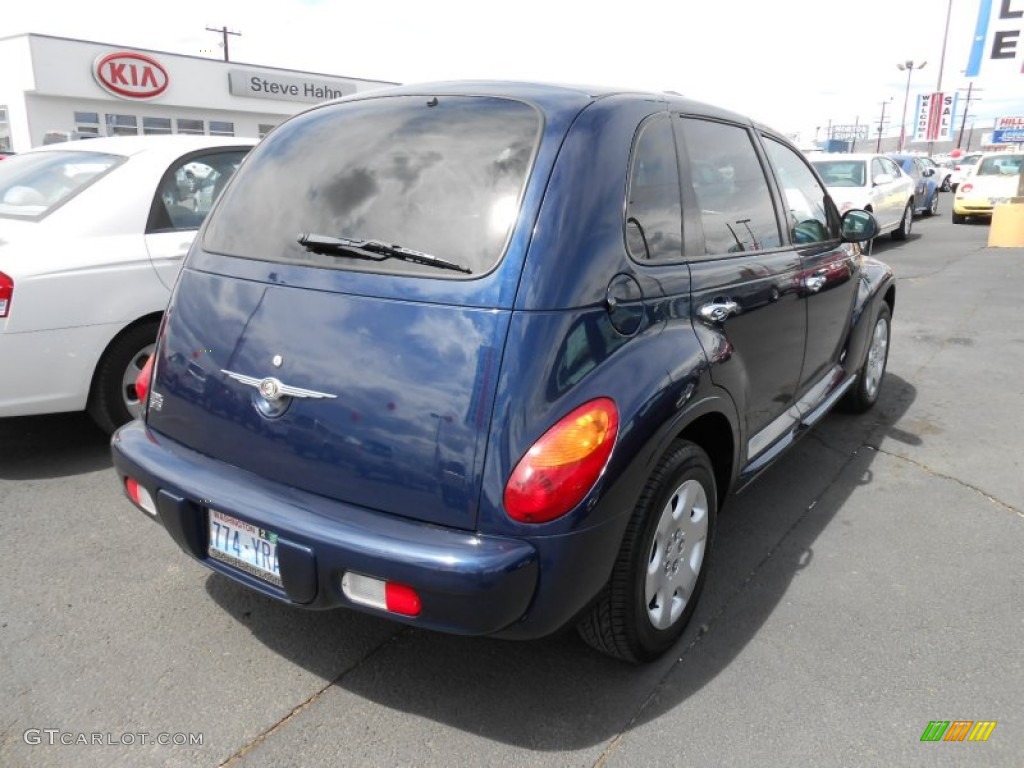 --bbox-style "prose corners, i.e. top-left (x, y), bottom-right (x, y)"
top-left (897, 60), bottom-right (926, 152)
